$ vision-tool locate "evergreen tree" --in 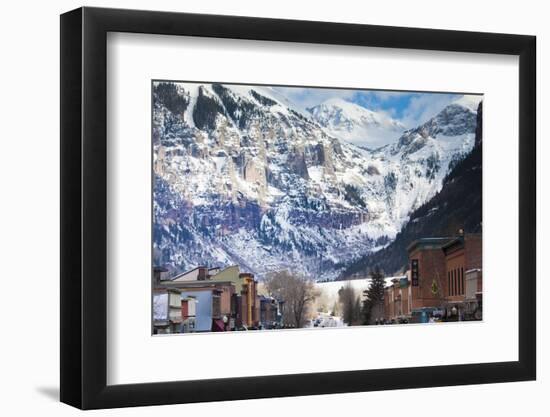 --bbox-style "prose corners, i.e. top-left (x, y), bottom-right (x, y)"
top-left (154, 82), bottom-right (189, 115)
top-left (362, 266), bottom-right (386, 324)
